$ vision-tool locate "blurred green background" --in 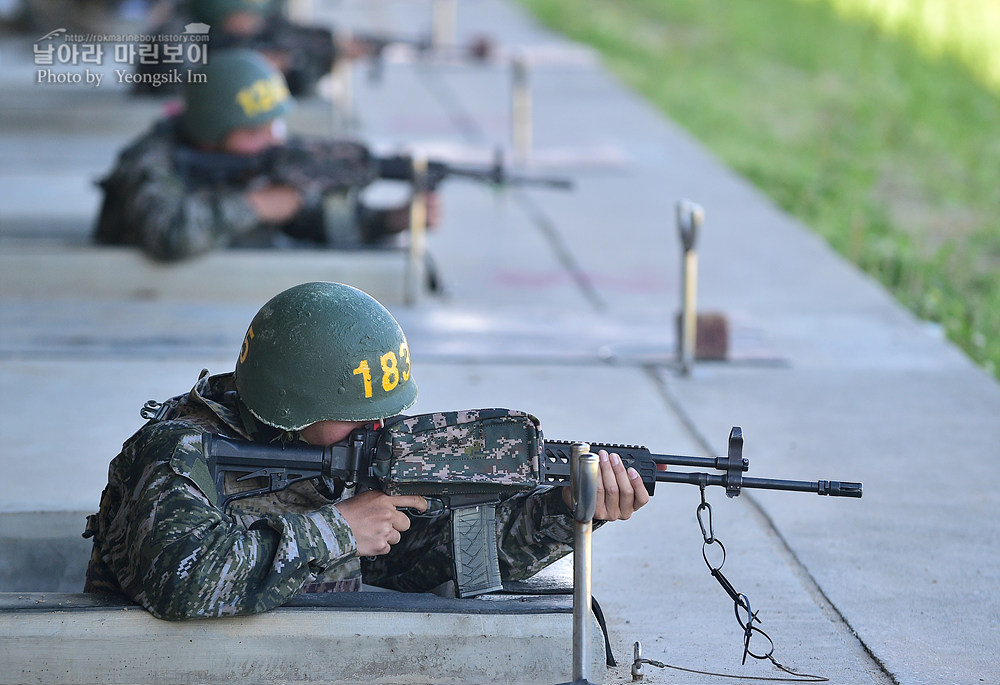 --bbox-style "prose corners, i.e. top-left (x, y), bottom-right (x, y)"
top-left (519, 0), bottom-right (1000, 379)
